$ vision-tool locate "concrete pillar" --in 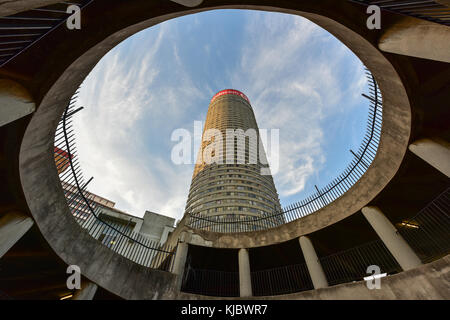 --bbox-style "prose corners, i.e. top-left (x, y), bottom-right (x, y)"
top-left (409, 138), bottom-right (450, 177)
top-left (172, 242), bottom-right (188, 290)
top-left (362, 206), bottom-right (422, 271)
top-left (299, 236), bottom-right (328, 289)
top-left (378, 17), bottom-right (450, 63)
top-left (73, 282), bottom-right (98, 300)
top-left (238, 248), bottom-right (252, 297)
top-left (0, 79), bottom-right (35, 127)
top-left (170, 0), bottom-right (203, 7)
top-left (0, 212), bottom-right (34, 258)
